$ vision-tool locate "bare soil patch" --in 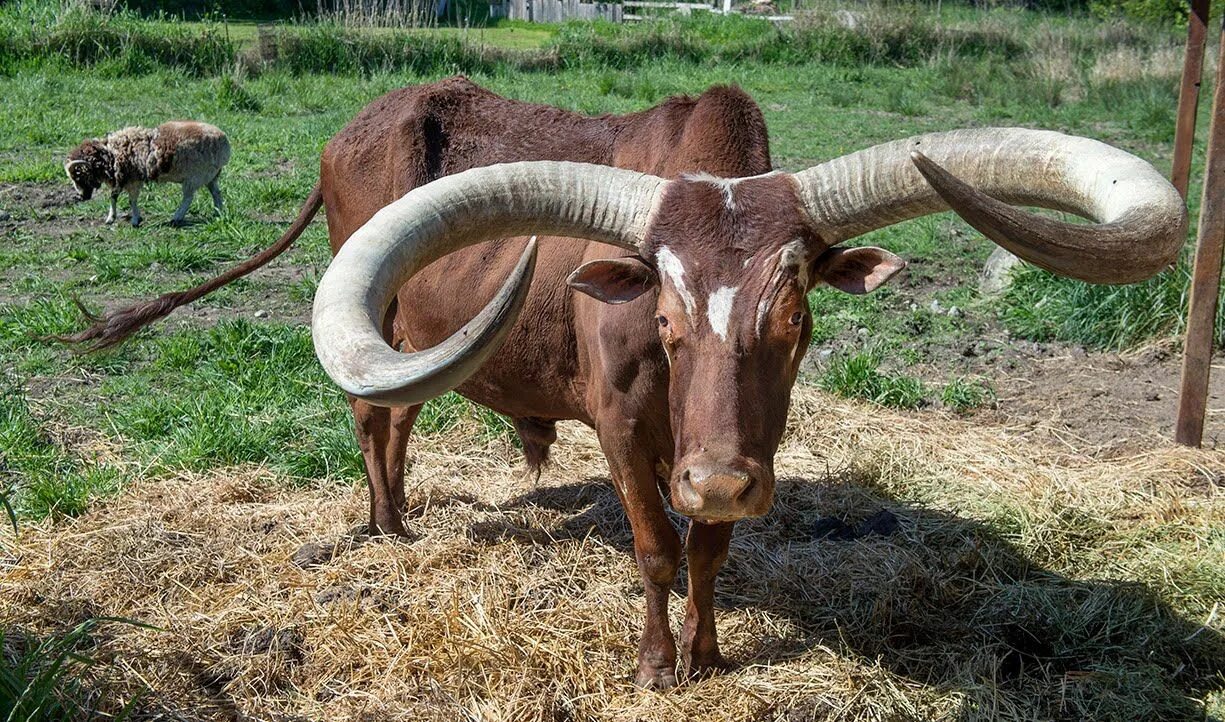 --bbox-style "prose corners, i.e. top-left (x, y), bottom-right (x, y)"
top-left (975, 343), bottom-right (1225, 453)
